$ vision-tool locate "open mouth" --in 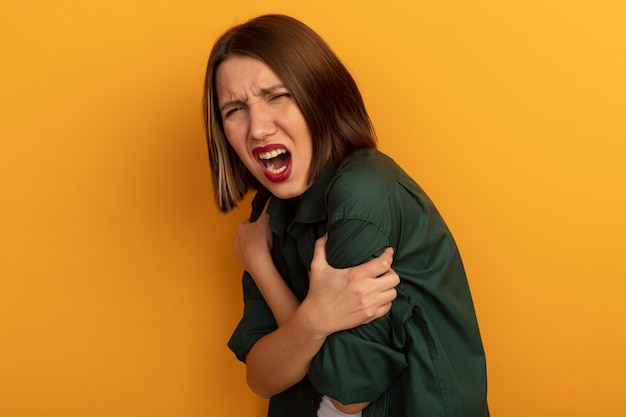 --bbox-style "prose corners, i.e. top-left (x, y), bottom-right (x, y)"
top-left (258, 148), bottom-right (291, 175)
